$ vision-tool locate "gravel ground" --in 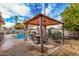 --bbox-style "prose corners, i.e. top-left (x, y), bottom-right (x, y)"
top-left (50, 40), bottom-right (79, 56)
